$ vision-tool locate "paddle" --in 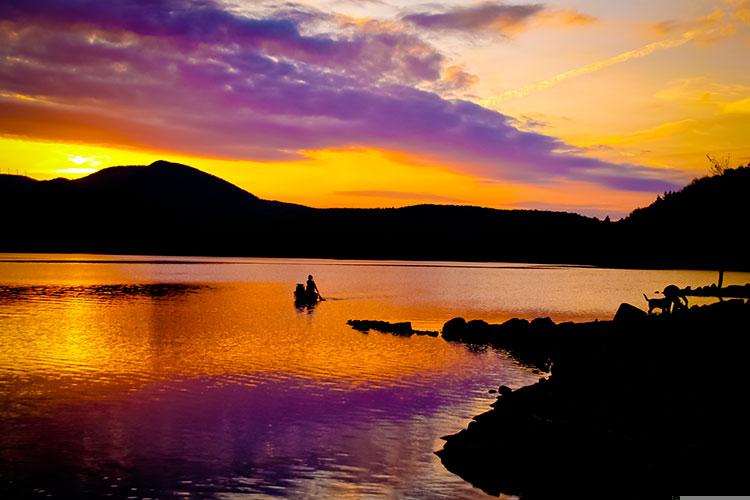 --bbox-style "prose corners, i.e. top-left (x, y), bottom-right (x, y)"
top-left (312, 280), bottom-right (325, 301)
